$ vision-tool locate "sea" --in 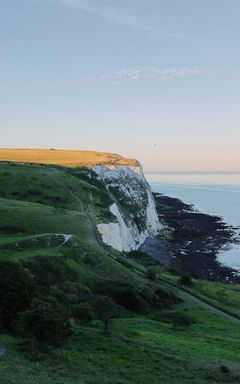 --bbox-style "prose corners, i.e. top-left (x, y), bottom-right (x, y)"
top-left (146, 173), bottom-right (240, 273)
